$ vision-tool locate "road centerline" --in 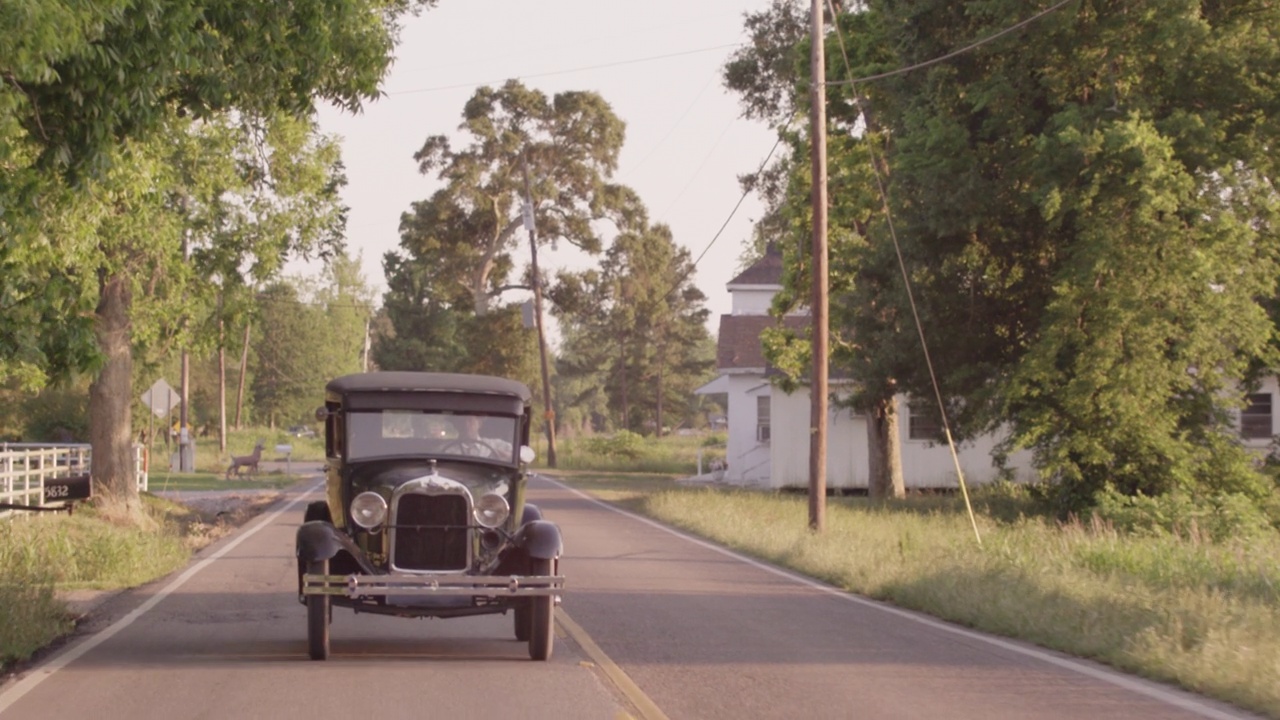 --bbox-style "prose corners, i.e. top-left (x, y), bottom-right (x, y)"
top-left (557, 609), bottom-right (670, 720)
top-left (539, 474), bottom-right (1256, 720)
